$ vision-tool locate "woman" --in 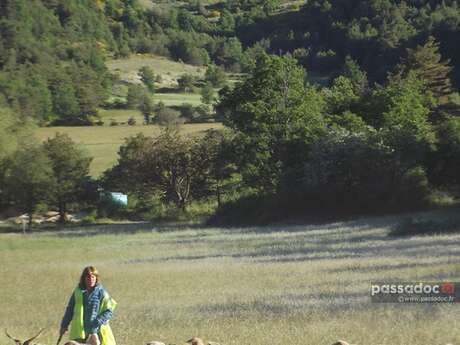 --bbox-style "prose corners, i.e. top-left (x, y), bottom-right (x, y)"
top-left (60, 266), bottom-right (117, 345)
